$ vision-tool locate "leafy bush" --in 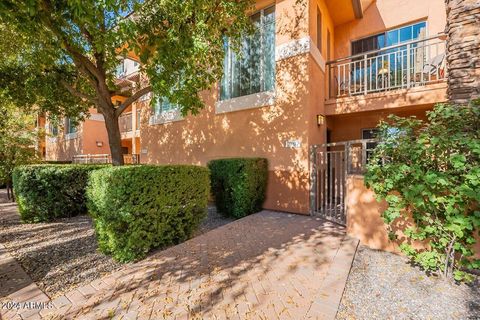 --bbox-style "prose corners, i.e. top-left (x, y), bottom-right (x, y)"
top-left (365, 101), bottom-right (480, 281)
top-left (12, 164), bottom-right (105, 222)
top-left (208, 158), bottom-right (268, 218)
top-left (86, 165), bottom-right (210, 262)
